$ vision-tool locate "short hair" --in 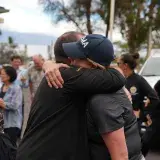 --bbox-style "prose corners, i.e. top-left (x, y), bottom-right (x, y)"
top-left (2, 66), bottom-right (17, 83)
top-left (54, 31), bottom-right (85, 63)
top-left (32, 54), bottom-right (44, 61)
top-left (10, 55), bottom-right (23, 62)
